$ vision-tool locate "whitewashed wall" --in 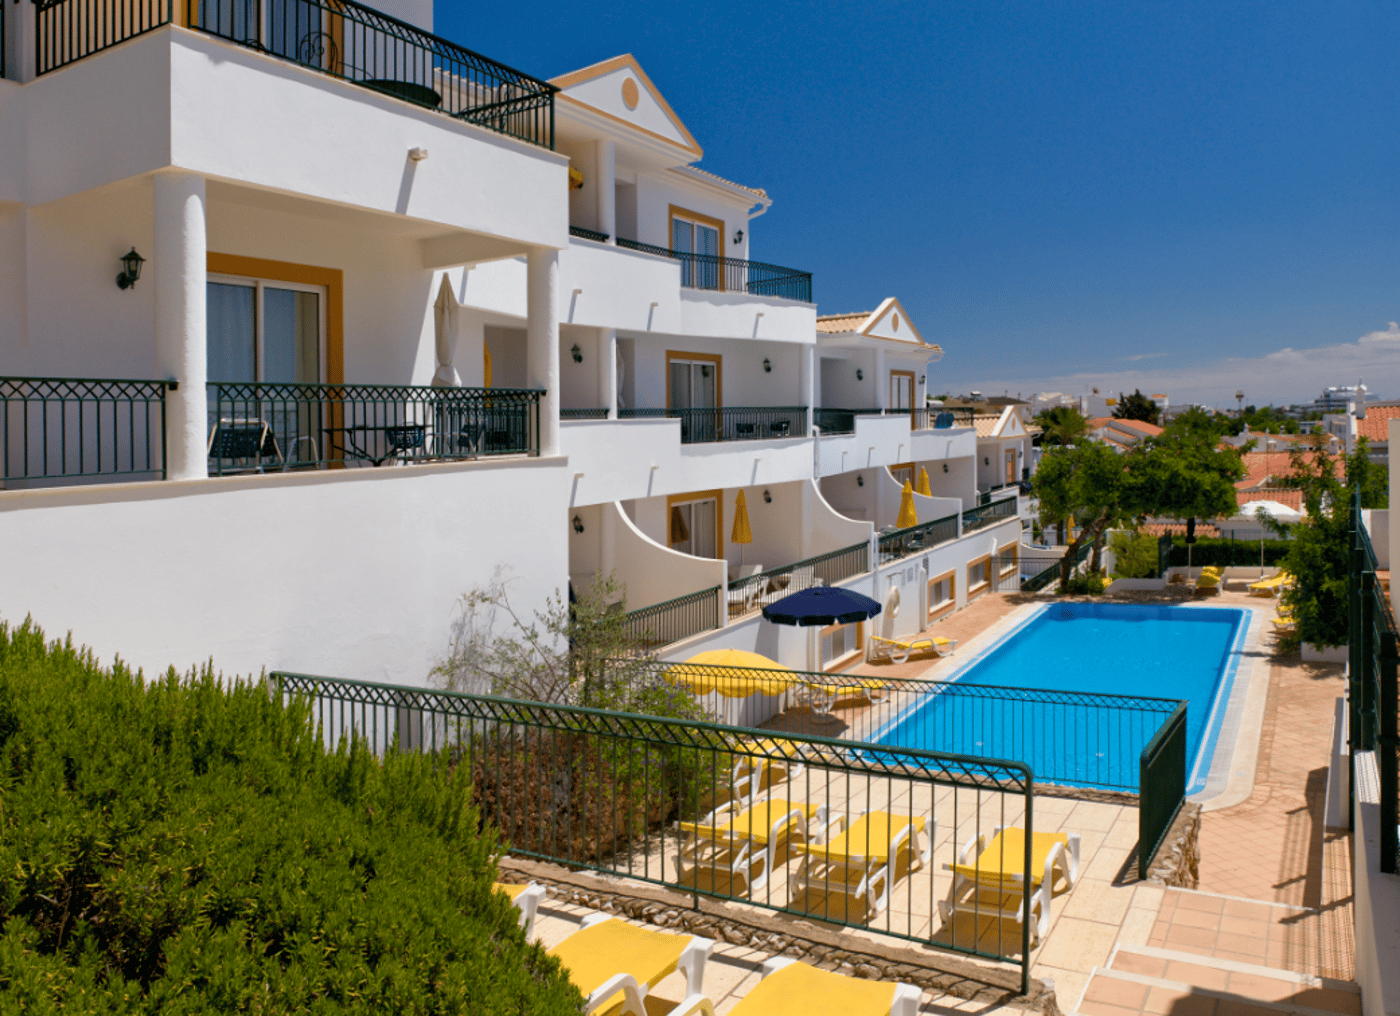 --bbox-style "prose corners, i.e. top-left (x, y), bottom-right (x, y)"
top-left (600, 500), bottom-right (727, 612)
top-left (0, 459), bottom-right (571, 685)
